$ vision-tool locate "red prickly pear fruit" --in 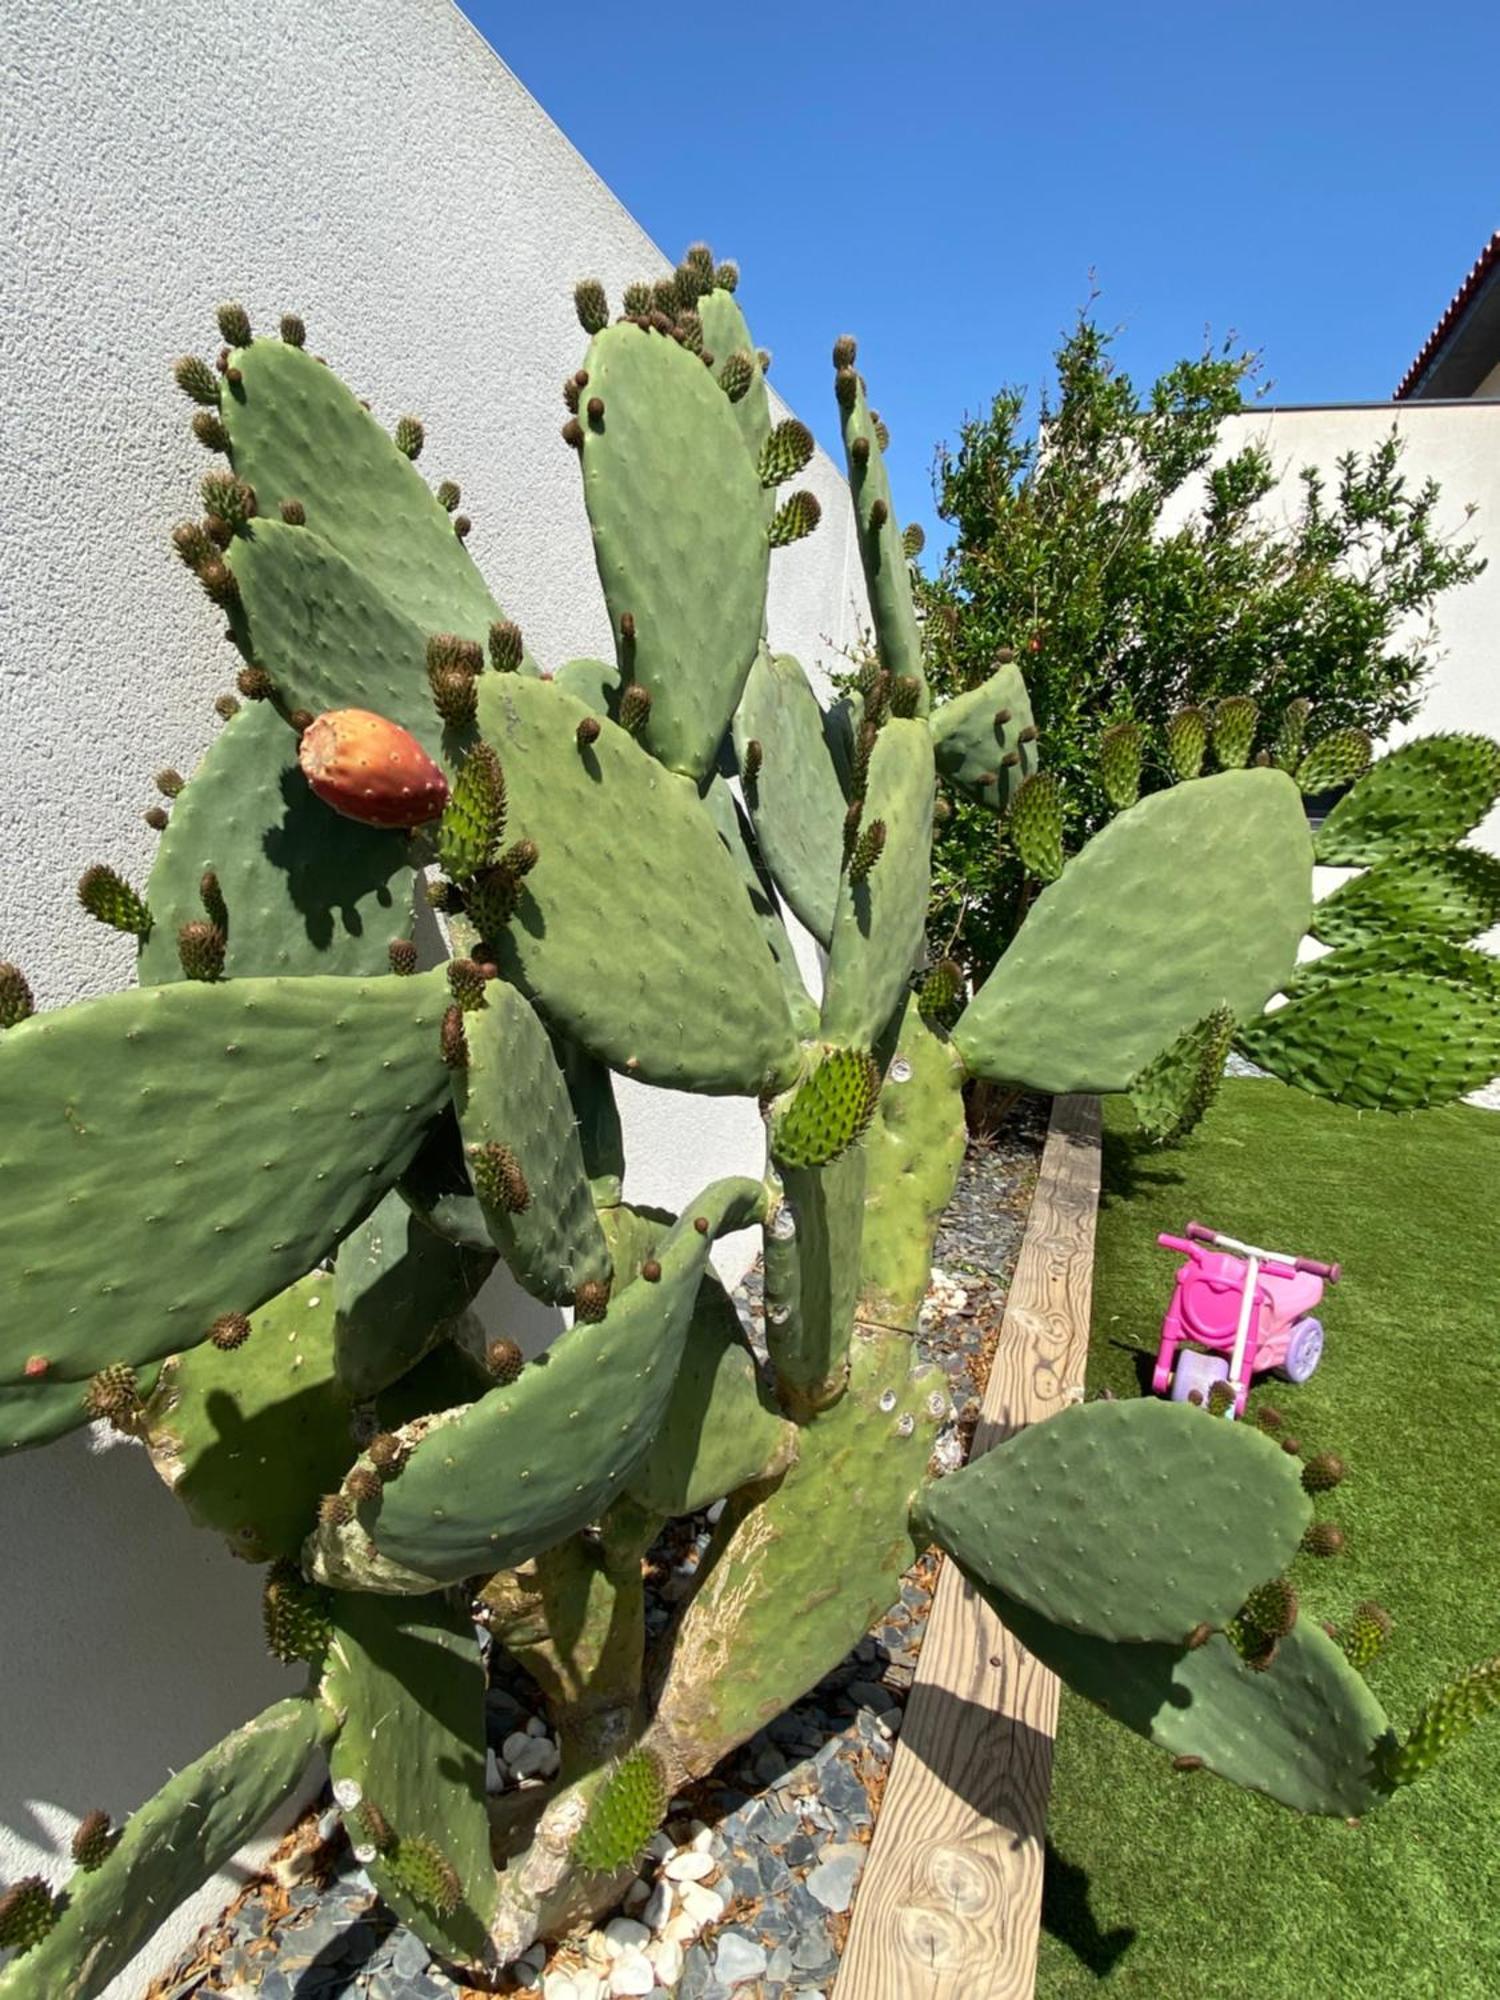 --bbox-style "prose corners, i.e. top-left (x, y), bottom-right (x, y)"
top-left (24, 1354), bottom-right (51, 1379)
top-left (298, 709), bottom-right (449, 828)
